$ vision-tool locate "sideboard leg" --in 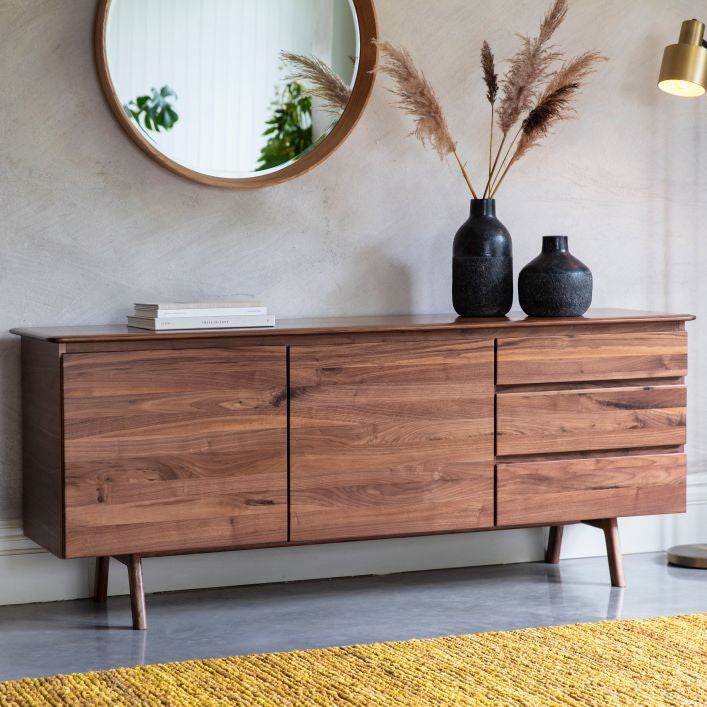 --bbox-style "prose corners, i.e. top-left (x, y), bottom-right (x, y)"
top-left (583, 518), bottom-right (625, 588)
top-left (545, 526), bottom-right (564, 564)
top-left (94, 556), bottom-right (109, 602)
top-left (602, 518), bottom-right (625, 588)
top-left (126, 555), bottom-right (147, 630)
